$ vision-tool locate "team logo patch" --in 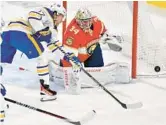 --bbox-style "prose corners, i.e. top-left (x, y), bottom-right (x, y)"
top-left (87, 43), bottom-right (97, 55)
top-left (66, 37), bottom-right (74, 45)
